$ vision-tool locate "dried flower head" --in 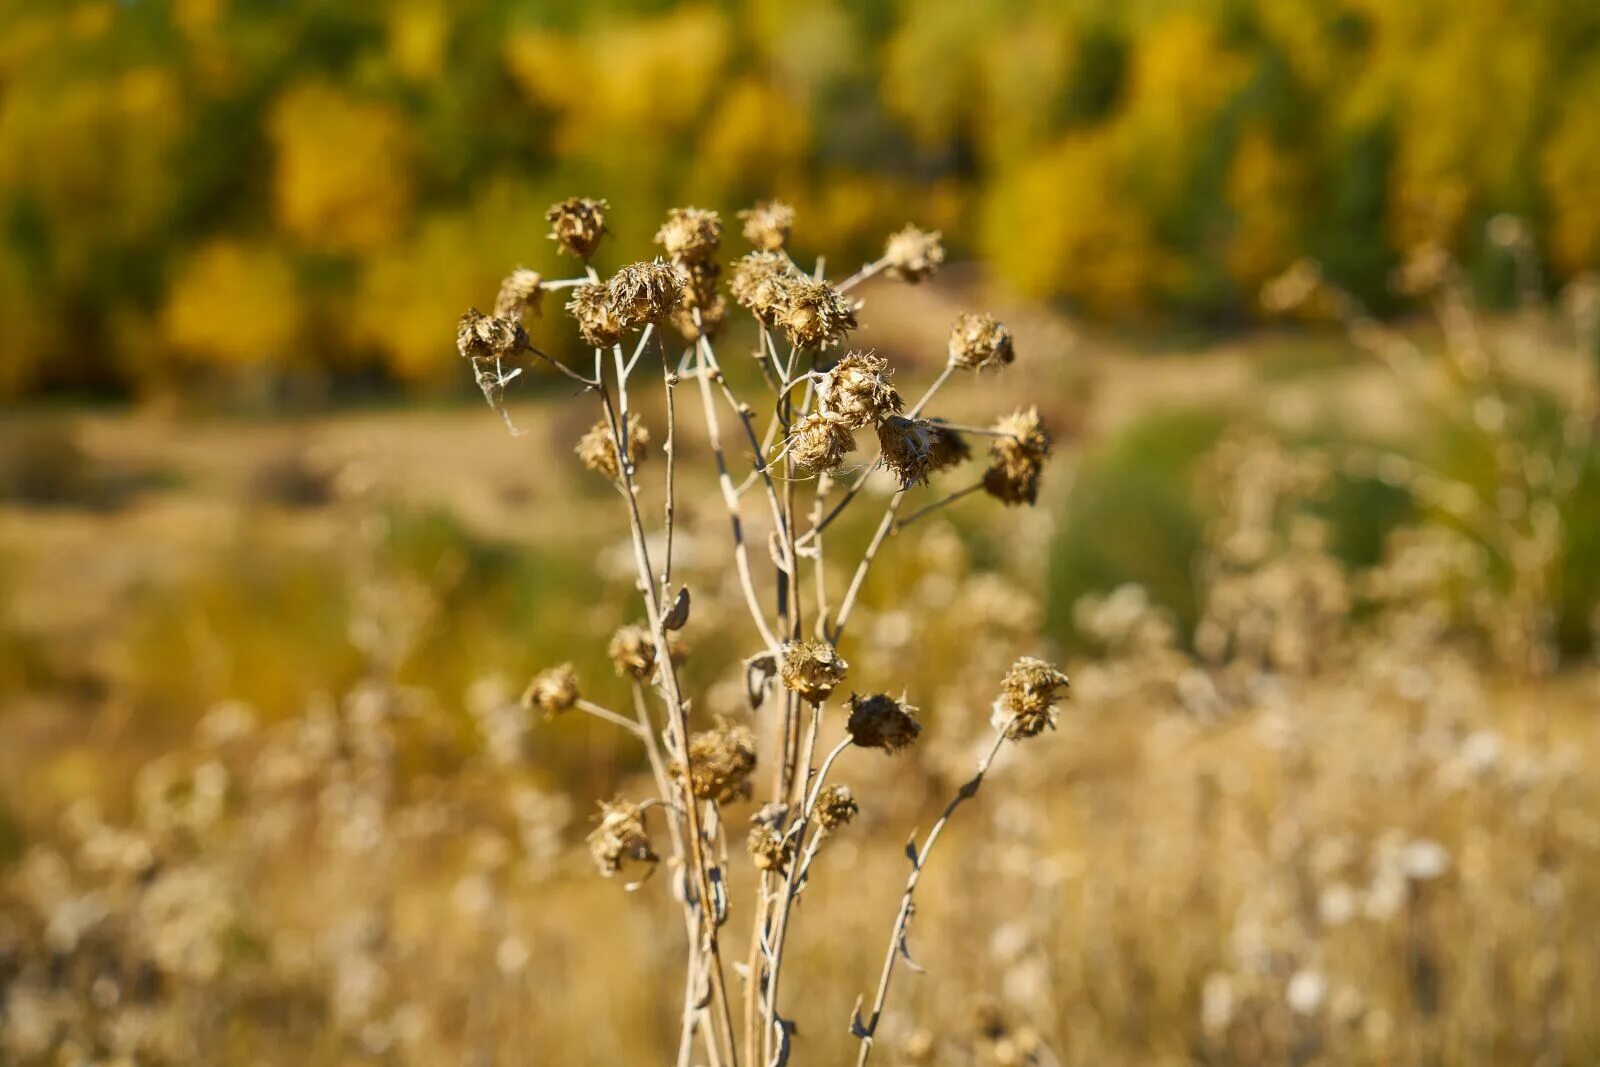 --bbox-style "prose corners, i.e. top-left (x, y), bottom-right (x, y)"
top-left (747, 825), bottom-right (792, 873)
top-left (787, 412), bottom-right (856, 473)
top-left (655, 207), bottom-right (722, 263)
top-left (739, 200), bottom-right (795, 251)
top-left (670, 293), bottom-right (727, 343)
top-left (883, 225), bottom-right (945, 283)
top-left (546, 196), bottom-right (609, 259)
top-left (607, 260), bottom-right (686, 329)
top-left (820, 351), bottom-right (903, 428)
top-left (494, 269), bottom-right (544, 321)
top-left (927, 423), bottom-right (971, 472)
top-left (846, 693), bottom-right (922, 753)
top-left (677, 719), bottom-right (757, 804)
top-left (993, 657), bottom-right (1070, 740)
top-left (457, 308), bottom-right (525, 360)
top-left (577, 413), bottom-right (650, 481)
top-left (775, 275), bottom-right (858, 350)
top-left (814, 785), bottom-right (858, 831)
top-left (948, 312), bottom-right (1014, 370)
top-left (587, 799), bottom-right (658, 877)
top-left (877, 416), bottom-right (939, 489)
top-left (608, 623), bottom-right (657, 679)
top-left (778, 640), bottom-right (849, 704)
top-left (521, 663), bottom-right (579, 719)
top-left (983, 408), bottom-right (1051, 505)
top-left (567, 282), bottom-right (626, 348)
top-left (730, 252), bottom-right (797, 325)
